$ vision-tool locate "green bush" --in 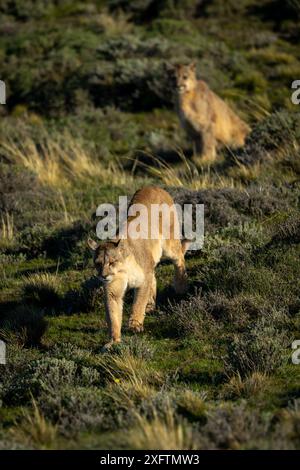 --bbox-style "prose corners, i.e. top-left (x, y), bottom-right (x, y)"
top-left (18, 225), bottom-right (50, 257)
top-left (90, 58), bottom-right (174, 110)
